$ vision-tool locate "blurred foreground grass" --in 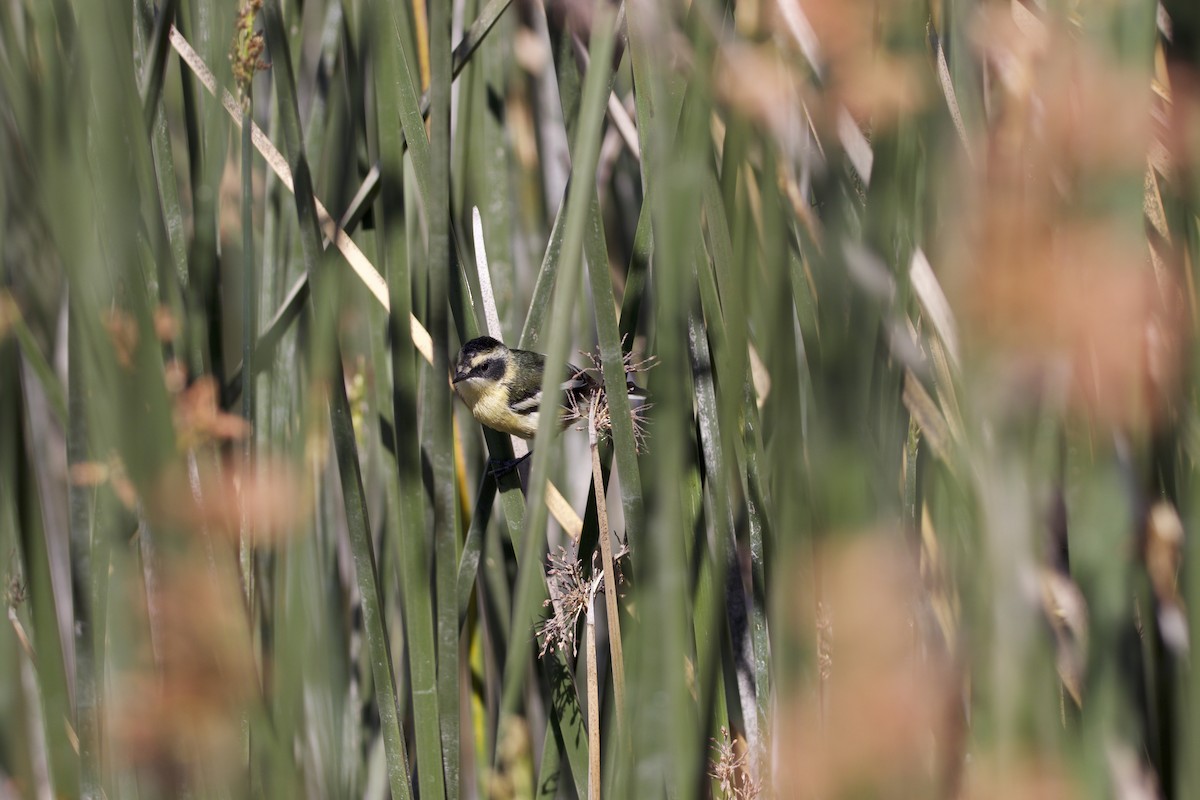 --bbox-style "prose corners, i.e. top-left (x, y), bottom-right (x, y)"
top-left (3, 0), bottom-right (1200, 797)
